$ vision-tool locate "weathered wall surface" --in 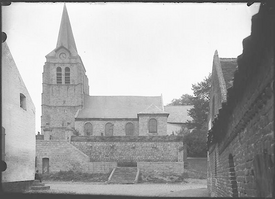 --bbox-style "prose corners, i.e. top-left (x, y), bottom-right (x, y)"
top-left (36, 140), bottom-right (90, 173)
top-left (71, 138), bottom-right (183, 162)
top-left (75, 120), bottom-right (139, 136)
top-left (138, 115), bottom-right (168, 136)
top-left (36, 136), bottom-right (184, 174)
top-left (207, 4), bottom-right (274, 197)
top-left (138, 162), bottom-right (184, 175)
top-left (2, 42), bottom-right (36, 183)
top-left (41, 49), bottom-right (89, 135)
